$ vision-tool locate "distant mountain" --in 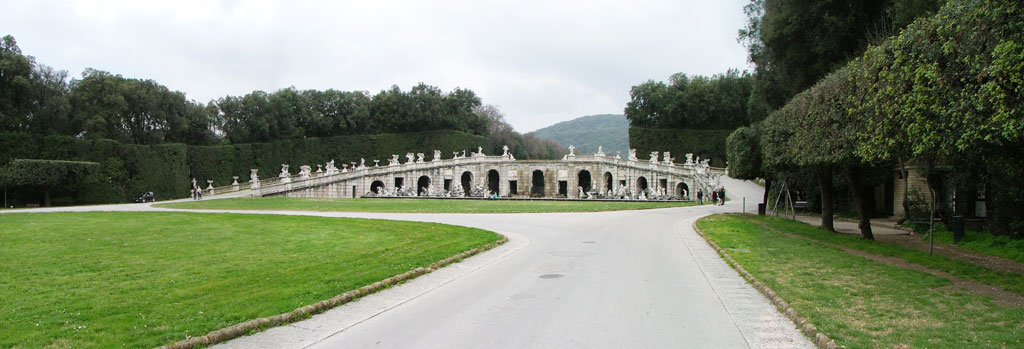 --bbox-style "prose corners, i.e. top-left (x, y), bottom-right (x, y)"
top-left (529, 114), bottom-right (630, 156)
